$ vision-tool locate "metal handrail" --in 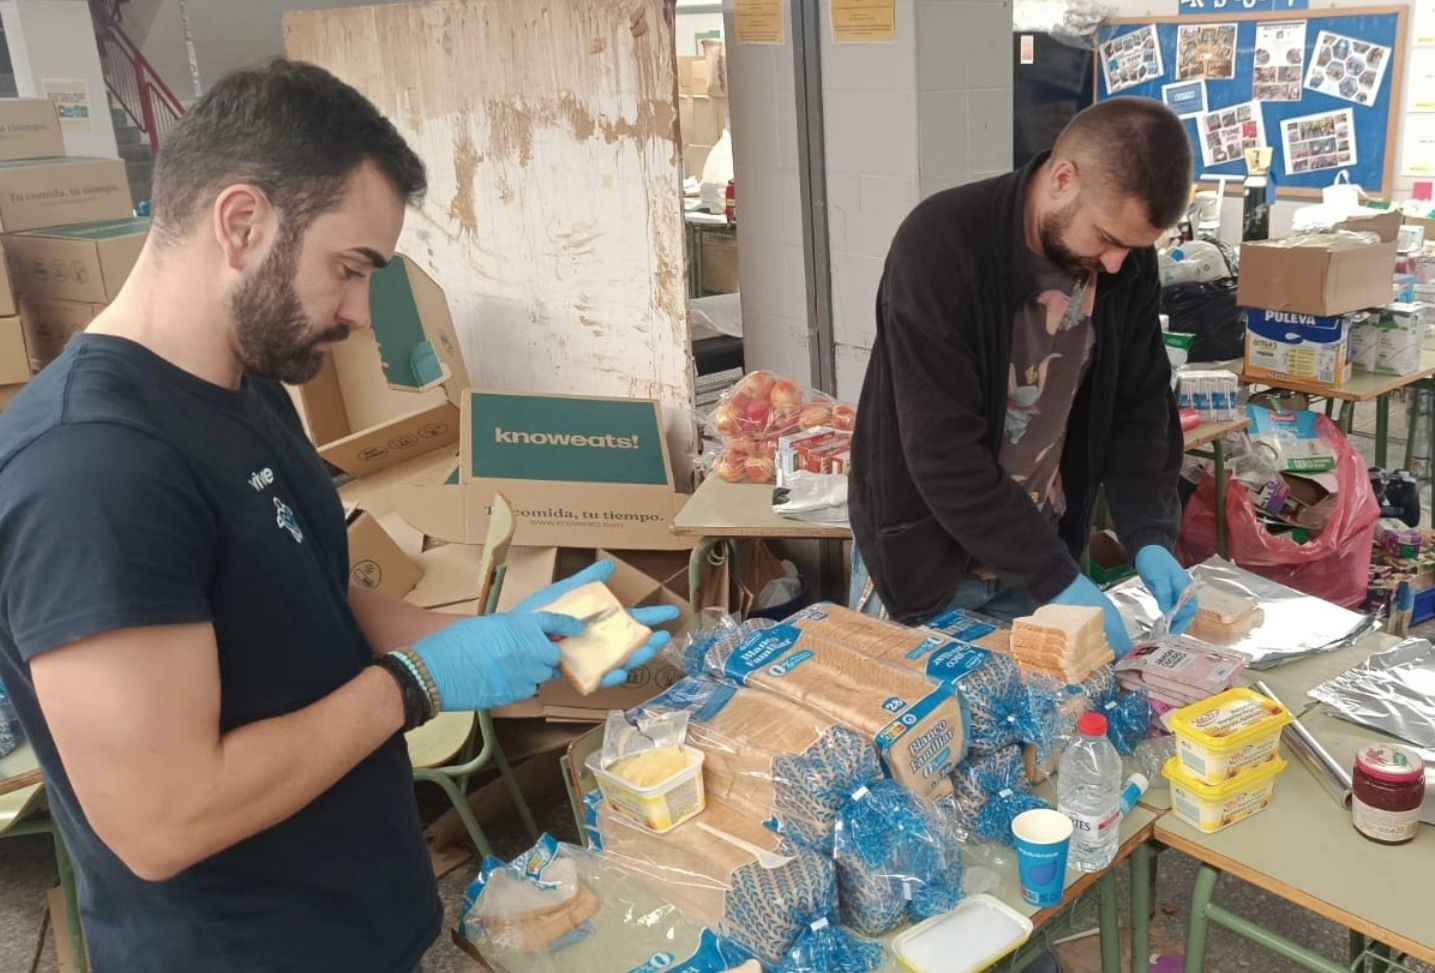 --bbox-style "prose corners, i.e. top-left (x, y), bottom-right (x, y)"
top-left (89, 0), bottom-right (187, 154)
